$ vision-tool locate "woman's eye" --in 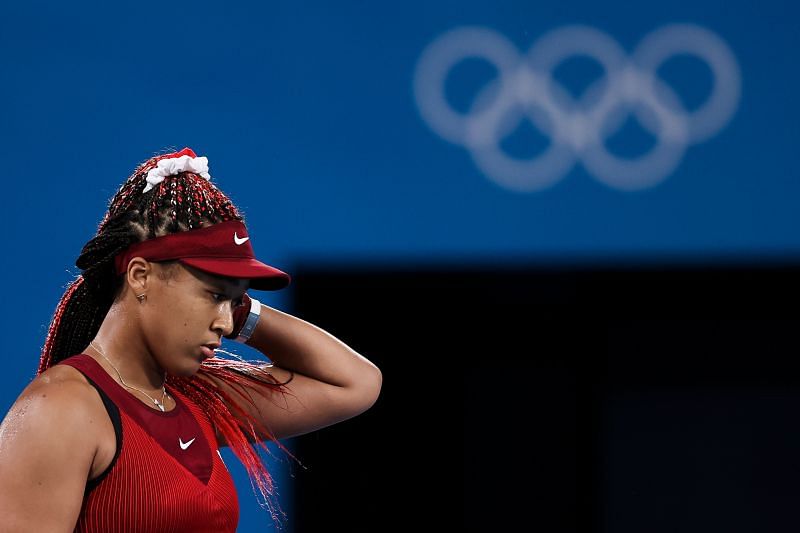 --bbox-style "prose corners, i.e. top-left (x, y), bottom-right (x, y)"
top-left (211, 292), bottom-right (226, 302)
